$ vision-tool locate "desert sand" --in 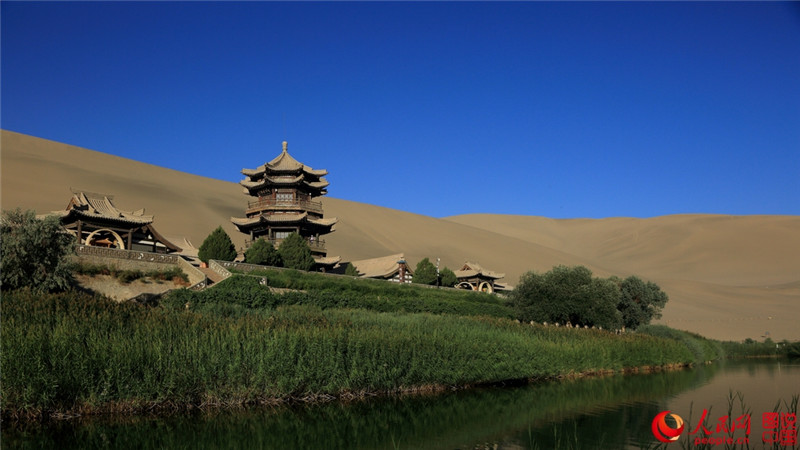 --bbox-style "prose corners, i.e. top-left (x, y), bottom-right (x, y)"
top-left (2, 130), bottom-right (798, 341)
